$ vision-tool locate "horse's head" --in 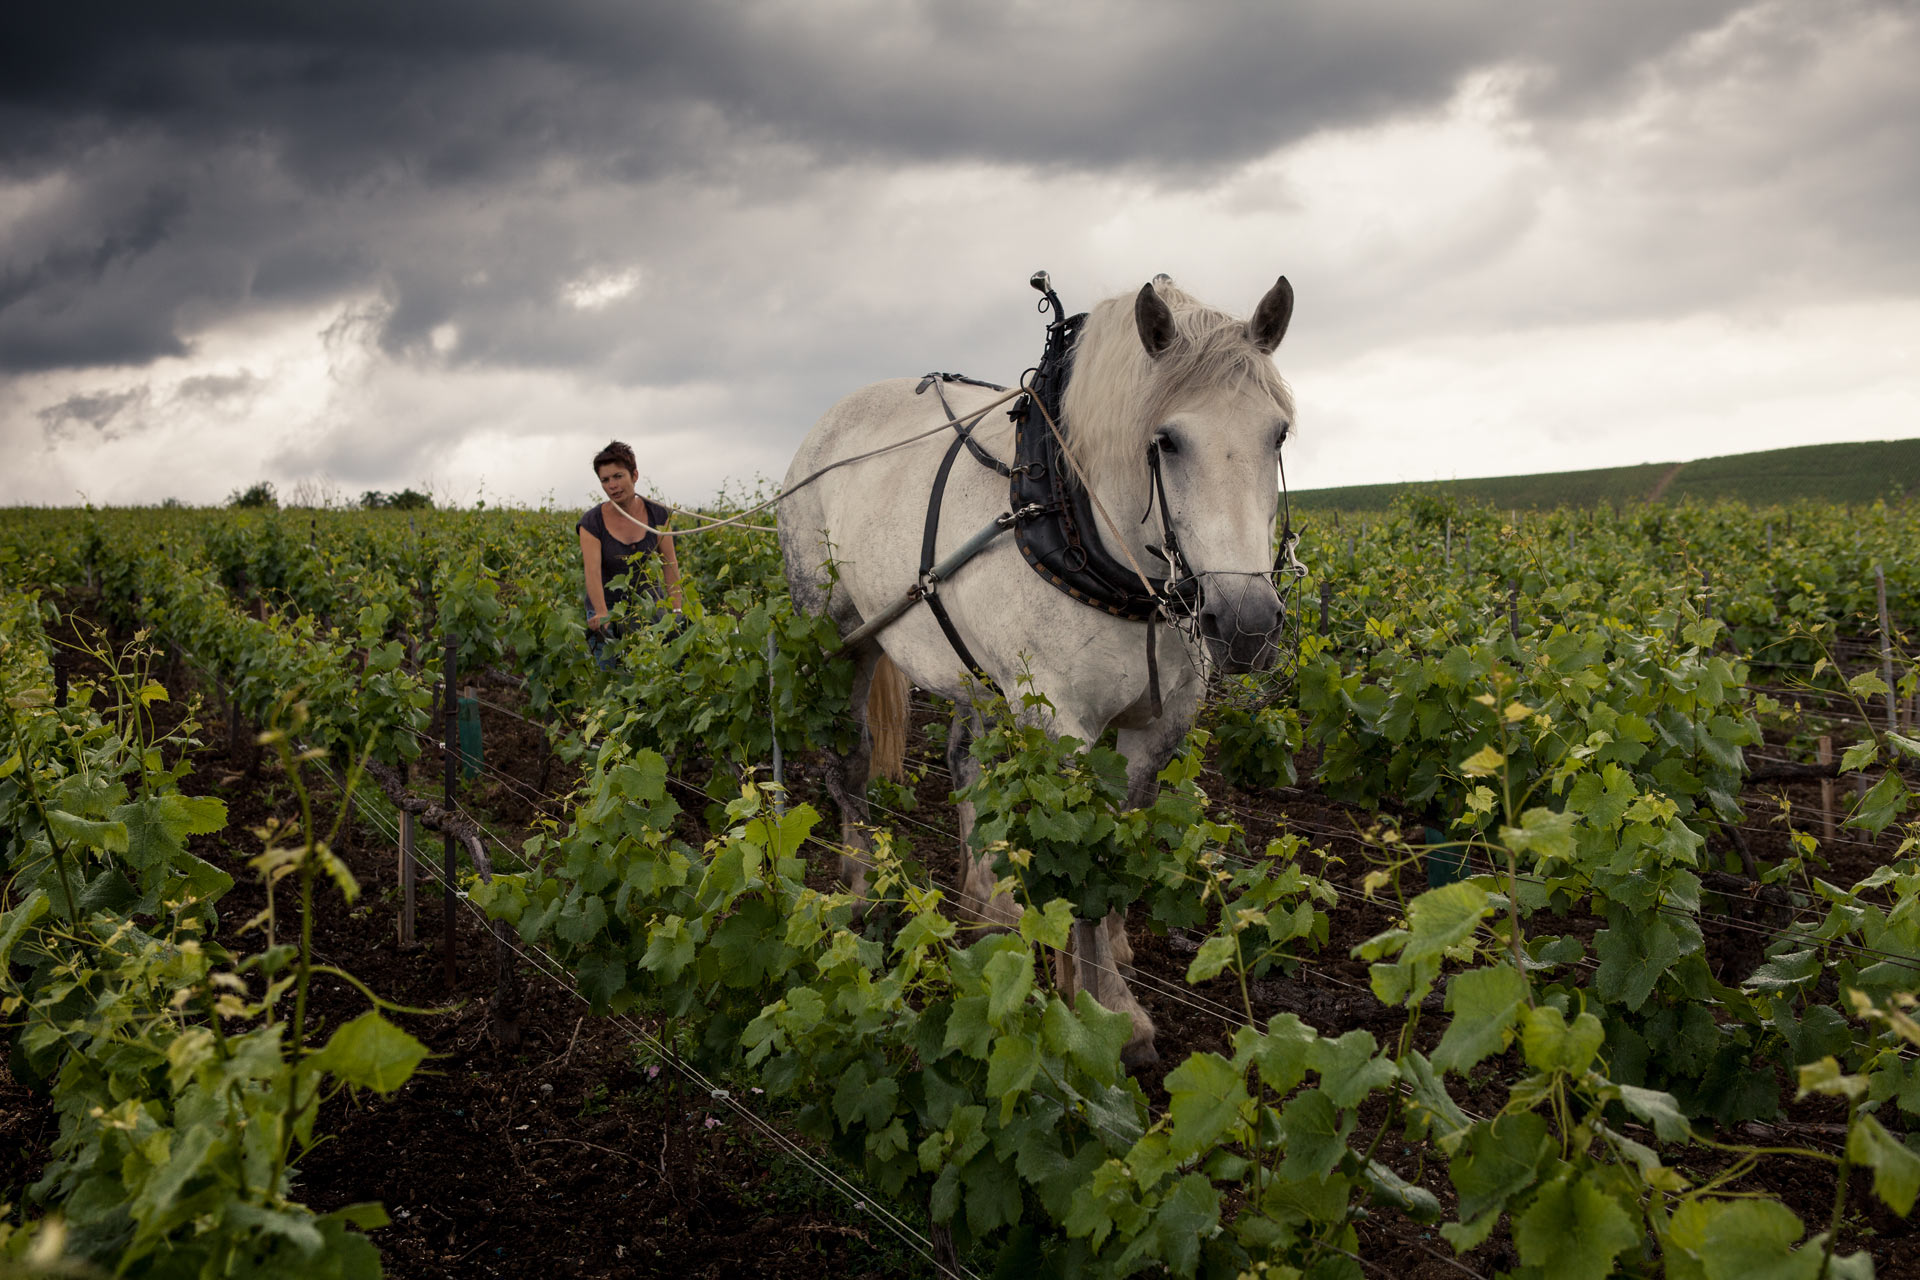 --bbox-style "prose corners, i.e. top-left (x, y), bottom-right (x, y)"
top-left (1064, 274), bottom-right (1296, 673)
